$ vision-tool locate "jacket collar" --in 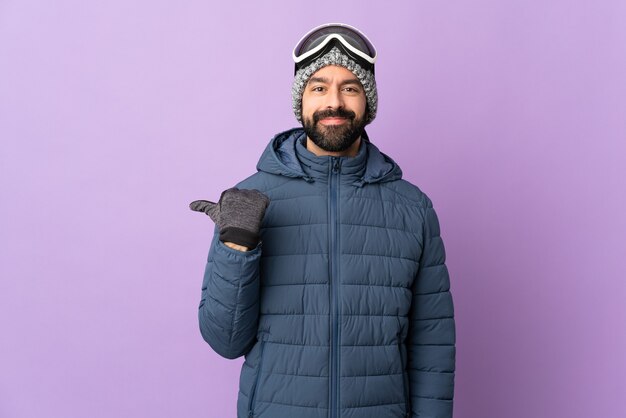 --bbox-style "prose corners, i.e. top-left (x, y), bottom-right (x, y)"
top-left (256, 127), bottom-right (403, 187)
